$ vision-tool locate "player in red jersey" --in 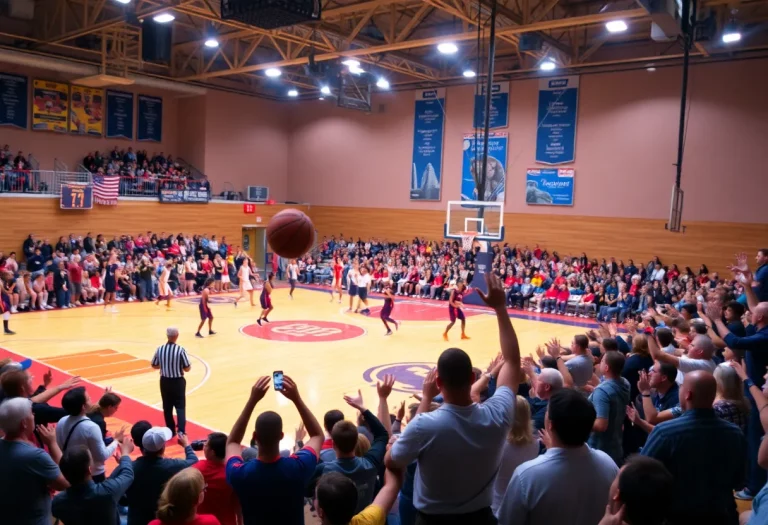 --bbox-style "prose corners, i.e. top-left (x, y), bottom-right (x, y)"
top-left (1, 271), bottom-right (15, 334)
top-left (380, 283), bottom-right (399, 336)
top-left (329, 256), bottom-right (343, 303)
top-left (443, 280), bottom-right (471, 341)
top-left (257, 273), bottom-right (274, 326)
top-left (195, 278), bottom-right (216, 338)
